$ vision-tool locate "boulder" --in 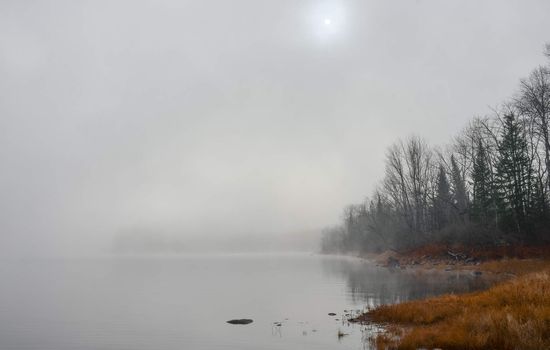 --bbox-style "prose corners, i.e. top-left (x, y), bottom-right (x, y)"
top-left (227, 319), bottom-right (253, 325)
